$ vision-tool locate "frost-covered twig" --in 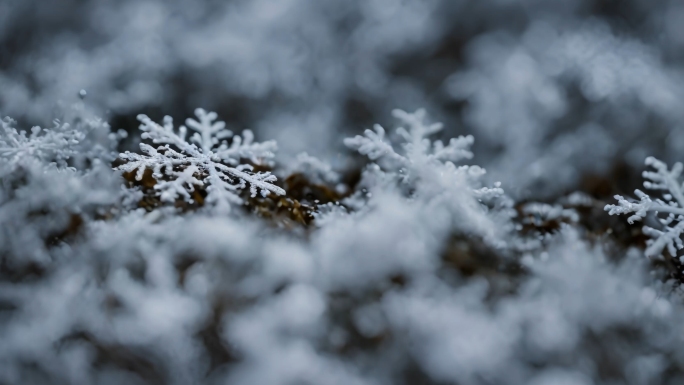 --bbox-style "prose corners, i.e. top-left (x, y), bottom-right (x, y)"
top-left (118, 108), bottom-right (285, 211)
top-left (605, 157), bottom-right (684, 257)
